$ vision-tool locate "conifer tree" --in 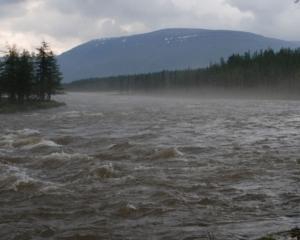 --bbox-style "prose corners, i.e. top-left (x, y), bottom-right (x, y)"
top-left (36, 41), bottom-right (49, 100)
top-left (0, 59), bottom-right (4, 102)
top-left (16, 50), bottom-right (34, 103)
top-left (0, 42), bottom-right (63, 104)
top-left (36, 41), bottom-right (62, 101)
top-left (46, 50), bottom-right (62, 100)
top-left (1, 46), bottom-right (19, 102)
